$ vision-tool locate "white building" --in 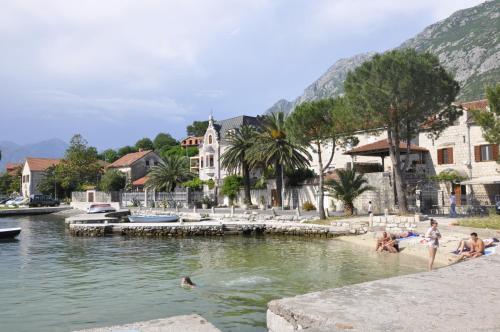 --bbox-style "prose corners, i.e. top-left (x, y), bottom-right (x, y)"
top-left (21, 157), bottom-right (61, 197)
top-left (197, 115), bottom-right (261, 185)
